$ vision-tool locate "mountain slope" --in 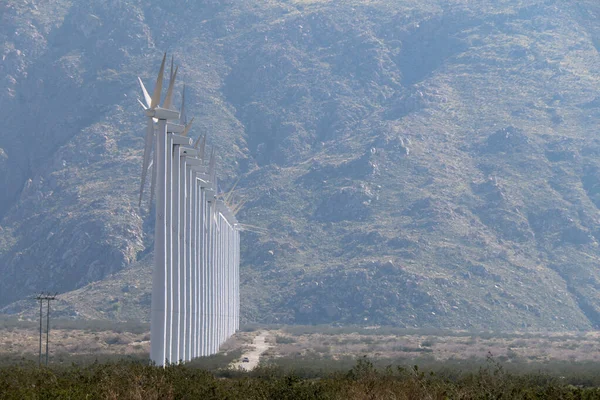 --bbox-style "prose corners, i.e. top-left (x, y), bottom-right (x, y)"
top-left (1, 0), bottom-right (600, 331)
